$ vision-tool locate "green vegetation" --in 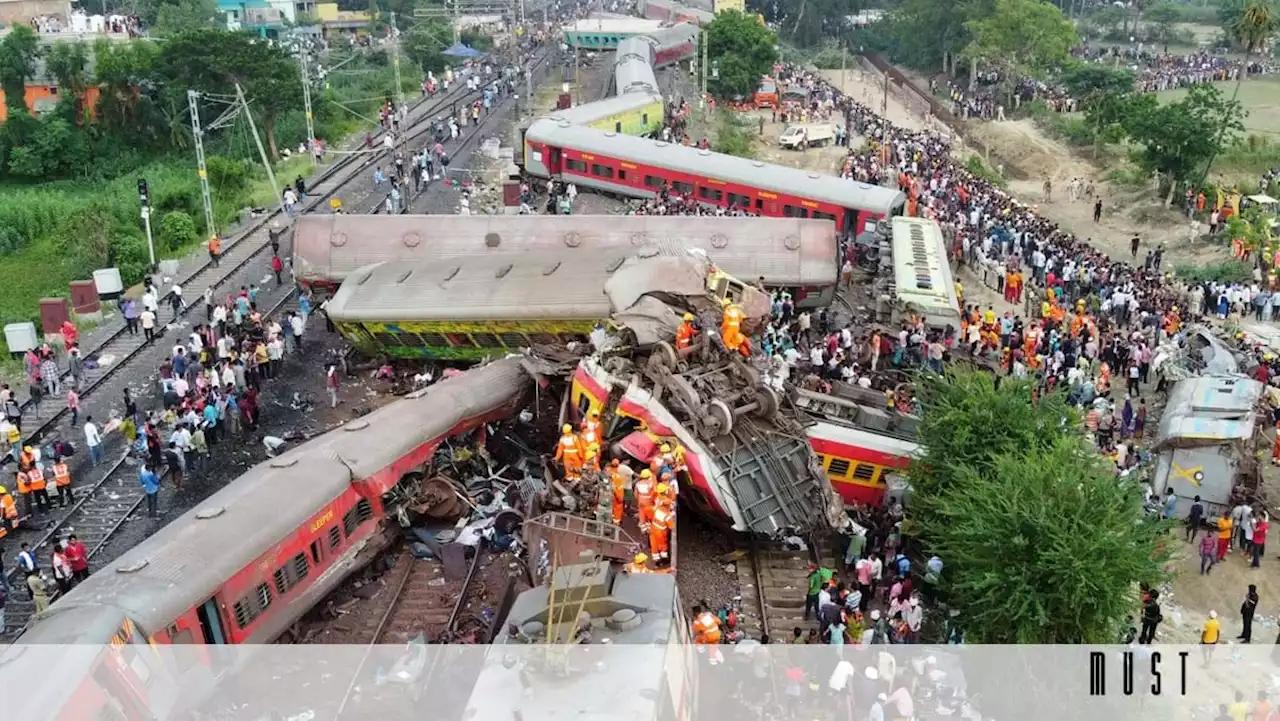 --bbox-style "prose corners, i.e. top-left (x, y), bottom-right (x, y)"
top-left (964, 153), bottom-right (1007, 187)
top-left (0, 21), bottom-right (412, 345)
top-left (1174, 259), bottom-right (1254, 282)
top-left (704, 10), bottom-right (779, 100)
top-left (712, 110), bottom-right (755, 157)
top-left (908, 369), bottom-right (1171, 644)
